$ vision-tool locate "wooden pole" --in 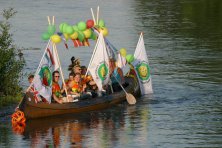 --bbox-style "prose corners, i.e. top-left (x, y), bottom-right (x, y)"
top-left (53, 43), bottom-right (68, 102)
top-left (97, 6), bottom-right (99, 25)
top-left (90, 8), bottom-right (96, 25)
top-left (52, 16), bottom-right (55, 25)
top-left (47, 16), bottom-right (51, 25)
